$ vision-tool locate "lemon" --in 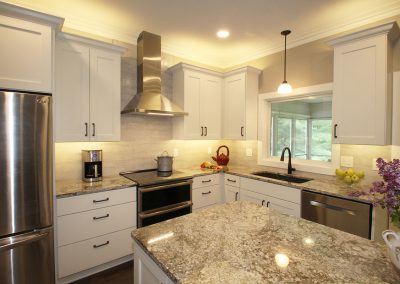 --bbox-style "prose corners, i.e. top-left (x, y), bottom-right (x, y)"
top-left (335, 169), bottom-right (346, 179)
top-left (346, 168), bottom-right (355, 176)
top-left (351, 175), bottom-right (360, 183)
top-left (355, 170), bottom-right (365, 178)
top-left (344, 175), bottom-right (353, 184)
